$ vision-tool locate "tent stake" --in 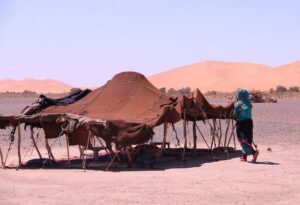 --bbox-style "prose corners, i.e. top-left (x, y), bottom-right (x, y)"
top-left (30, 127), bottom-right (42, 160)
top-left (17, 124), bottom-right (22, 167)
